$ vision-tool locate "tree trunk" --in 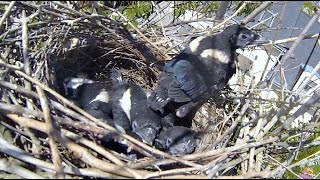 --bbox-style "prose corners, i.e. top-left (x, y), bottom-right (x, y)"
top-left (215, 1), bottom-right (230, 20)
